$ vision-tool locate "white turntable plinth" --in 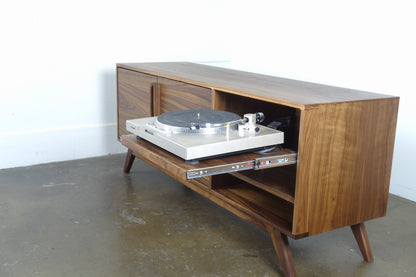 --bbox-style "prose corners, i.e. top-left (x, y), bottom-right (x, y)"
top-left (126, 110), bottom-right (284, 162)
